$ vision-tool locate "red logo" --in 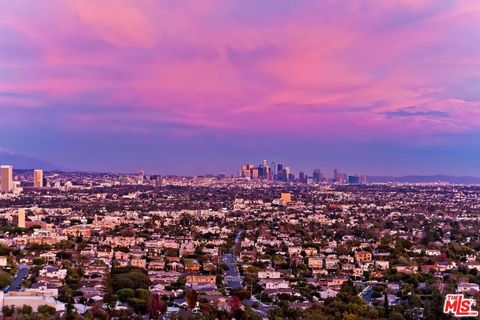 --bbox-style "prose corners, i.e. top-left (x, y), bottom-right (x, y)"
top-left (444, 294), bottom-right (478, 317)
